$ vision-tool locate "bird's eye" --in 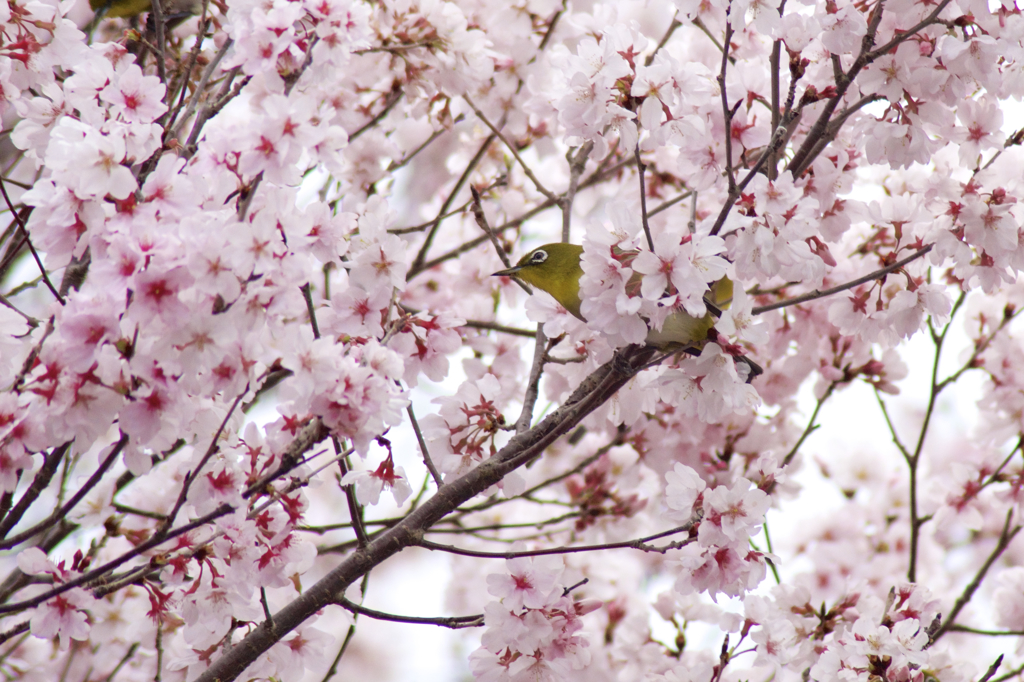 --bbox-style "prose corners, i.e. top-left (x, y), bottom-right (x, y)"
top-left (530, 249), bottom-right (548, 264)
